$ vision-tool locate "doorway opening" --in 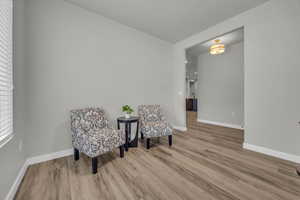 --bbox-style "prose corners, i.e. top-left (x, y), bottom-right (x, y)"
top-left (184, 28), bottom-right (244, 145)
